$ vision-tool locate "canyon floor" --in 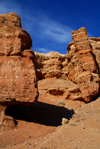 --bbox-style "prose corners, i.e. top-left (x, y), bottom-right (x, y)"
top-left (0, 94), bottom-right (100, 149)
